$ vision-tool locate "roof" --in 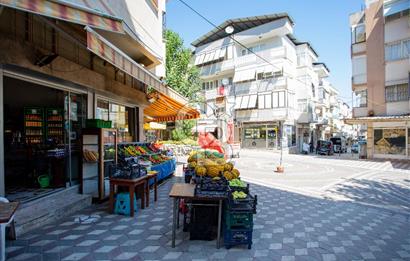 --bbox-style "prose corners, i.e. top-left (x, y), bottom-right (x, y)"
top-left (344, 114), bottom-right (410, 124)
top-left (313, 62), bottom-right (330, 73)
top-left (287, 34), bottom-right (319, 57)
top-left (191, 13), bottom-right (294, 47)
